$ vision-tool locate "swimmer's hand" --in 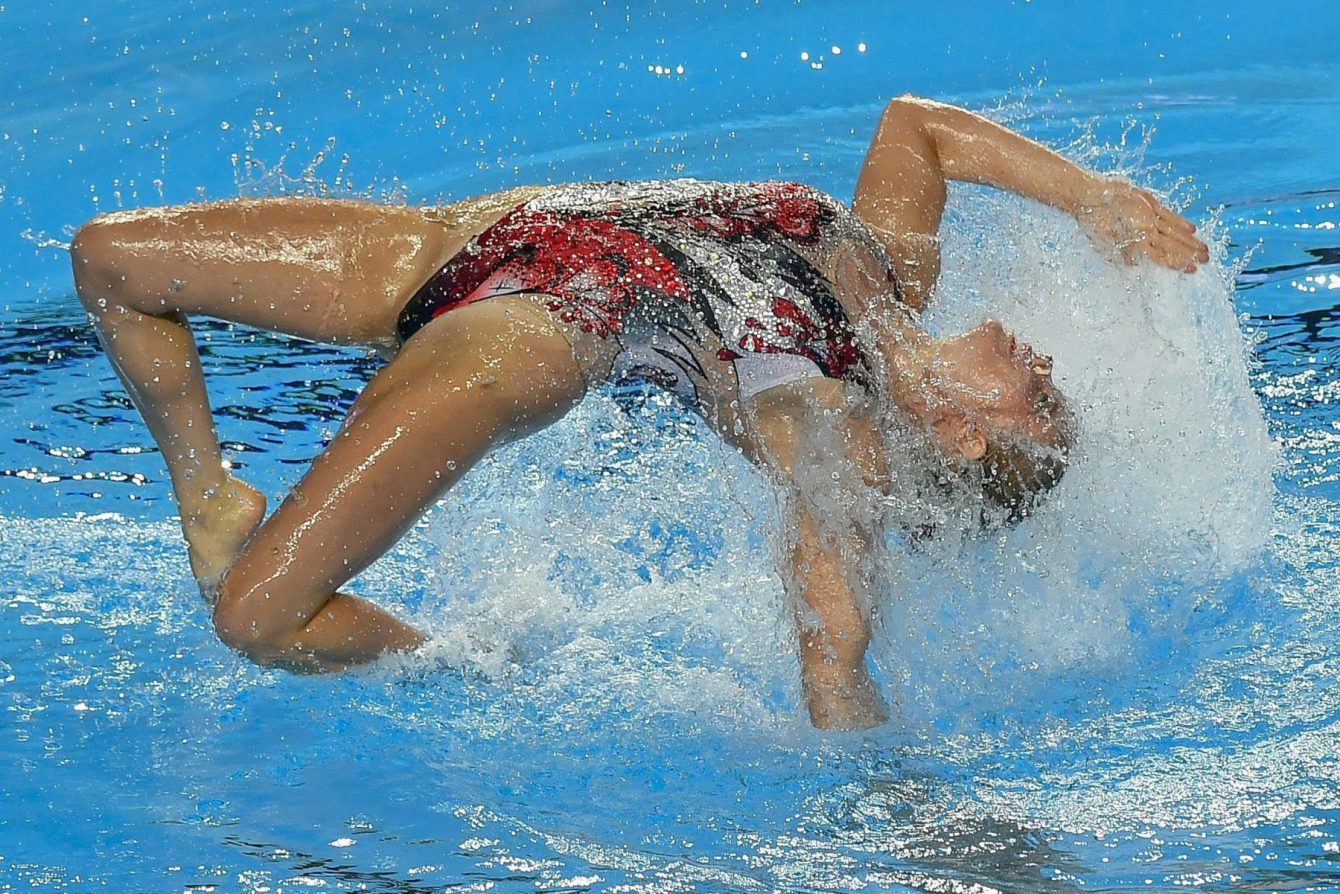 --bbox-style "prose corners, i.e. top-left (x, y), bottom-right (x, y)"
top-left (804, 664), bottom-right (888, 730)
top-left (1075, 177), bottom-right (1210, 273)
